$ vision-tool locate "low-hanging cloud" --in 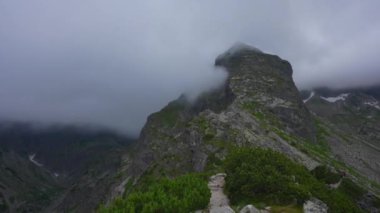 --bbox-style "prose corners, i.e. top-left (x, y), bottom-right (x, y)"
top-left (1, 0), bottom-right (380, 135)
